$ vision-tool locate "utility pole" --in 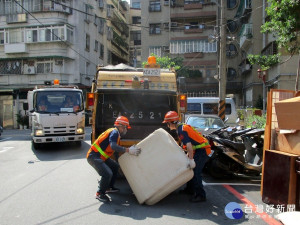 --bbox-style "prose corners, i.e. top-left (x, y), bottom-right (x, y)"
top-left (218, 0), bottom-right (227, 121)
